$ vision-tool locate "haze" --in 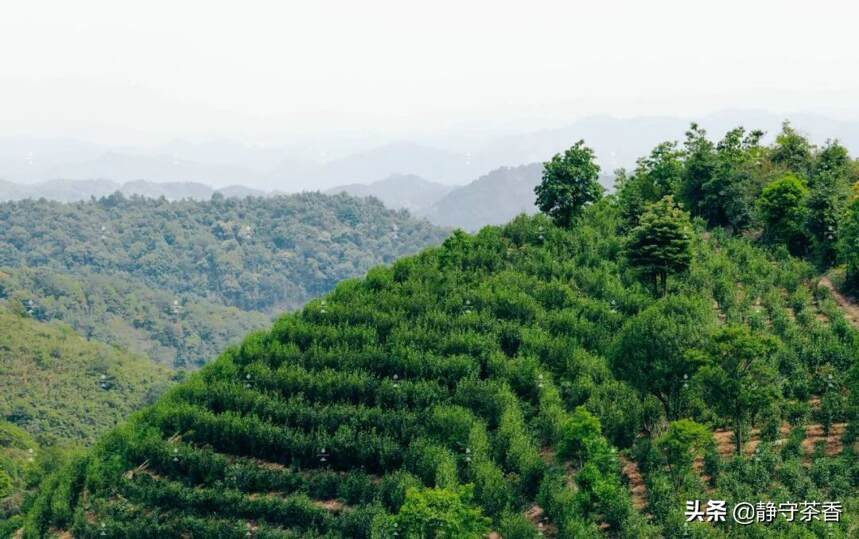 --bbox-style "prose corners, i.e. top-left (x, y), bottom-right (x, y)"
top-left (1, 0), bottom-right (858, 189)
